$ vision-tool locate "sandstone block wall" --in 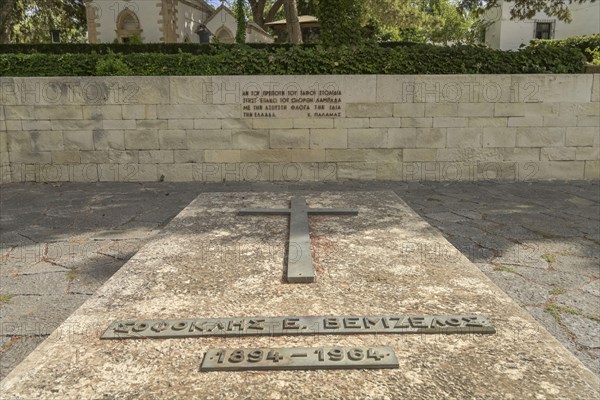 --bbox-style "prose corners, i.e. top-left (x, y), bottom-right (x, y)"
top-left (1, 75), bottom-right (598, 183)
